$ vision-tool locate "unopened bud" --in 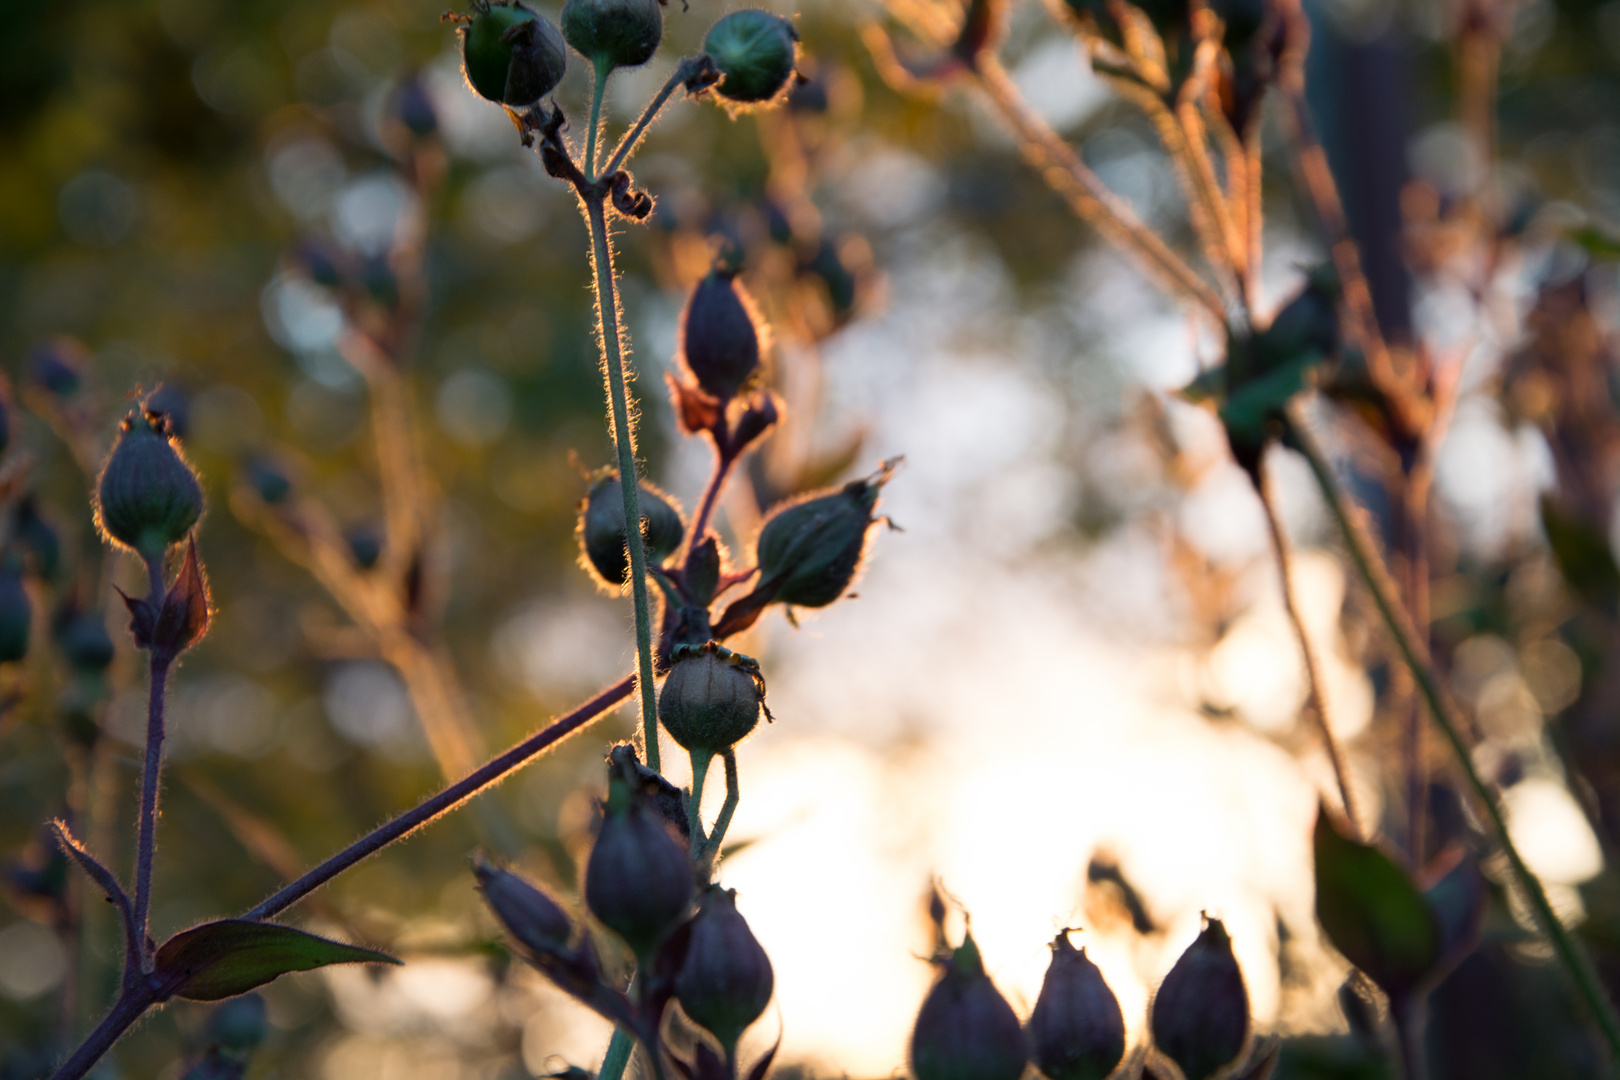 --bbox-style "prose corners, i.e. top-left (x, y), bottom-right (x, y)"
top-left (755, 460), bottom-right (896, 609)
top-left (97, 406), bottom-right (204, 560)
top-left (1028, 932), bottom-right (1125, 1080)
top-left (243, 457), bottom-right (292, 505)
top-left (561, 0), bottom-right (663, 72)
top-left (585, 757), bottom-right (693, 960)
top-left (681, 268), bottom-right (764, 402)
top-left (703, 10), bottom-right (800, 105)
top-left (461, 1), bottom-right (569, 106)
top-left (346, 524), bottom-right (384, 571)
top-left (28, 339), bottom-right (85, 398)
top-left (473, 855), bottom-right (575, 957)
top-left (578, 472), bottom-right (686, 589)
top-left (911, 932), bottom-right (1027, 1080)
top-left (675, 886), bottom-right (775, 1052)
top-left (1150, 917), bottom-right (1250, 1080)
top-left (658, 642), bottom-right (766, 757)
top-left (0, 568), bottom-right (30, 664)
